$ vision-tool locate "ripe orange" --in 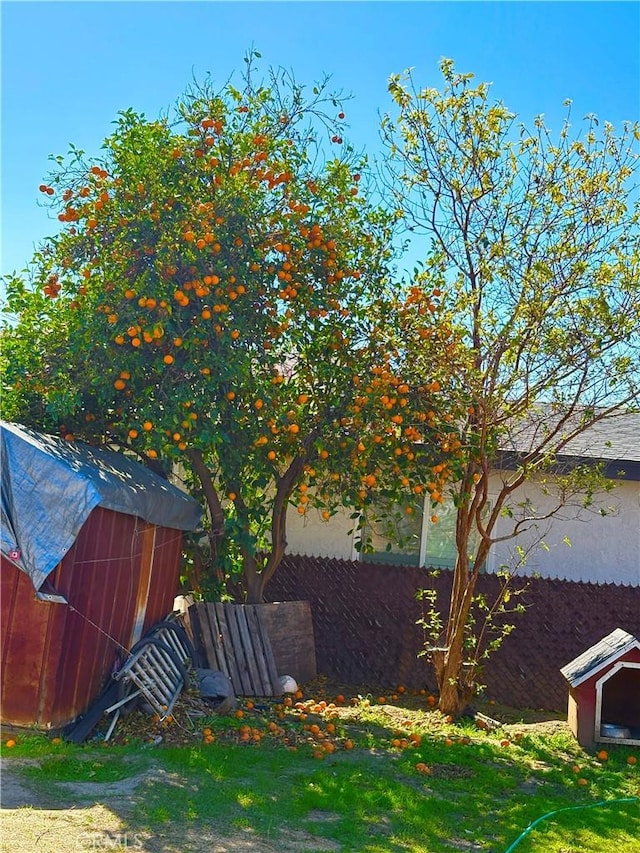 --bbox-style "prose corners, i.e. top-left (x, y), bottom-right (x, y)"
top-left (5, 739), bottom-right (16, 748)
